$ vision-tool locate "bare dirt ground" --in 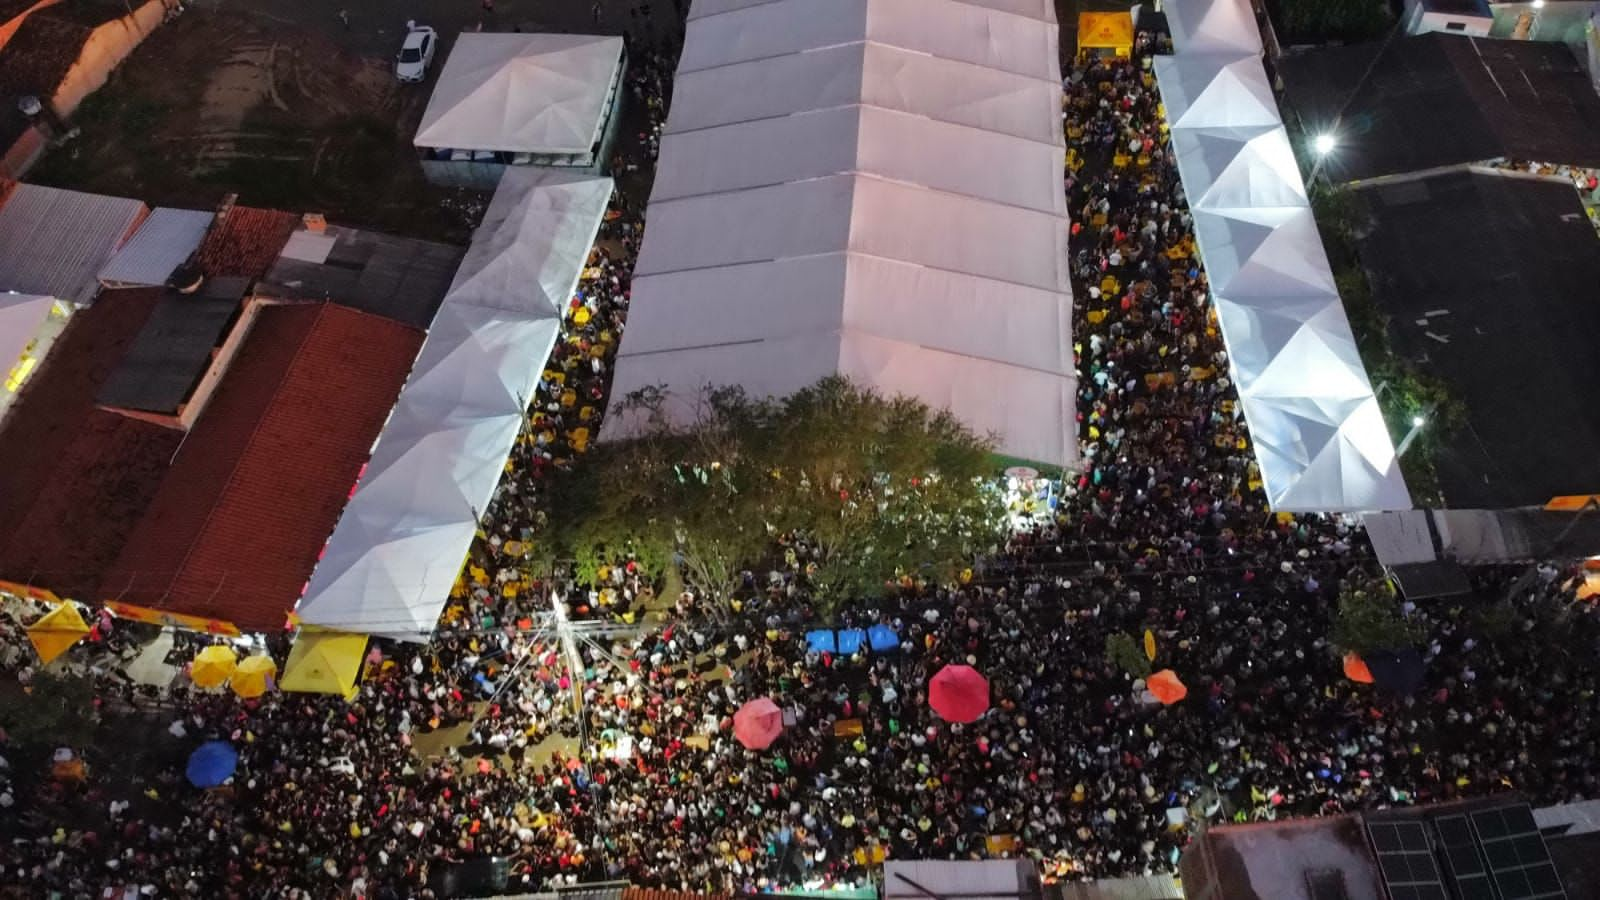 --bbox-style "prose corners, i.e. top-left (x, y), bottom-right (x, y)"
top-left (28, 0), bottom-right (683, 243)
